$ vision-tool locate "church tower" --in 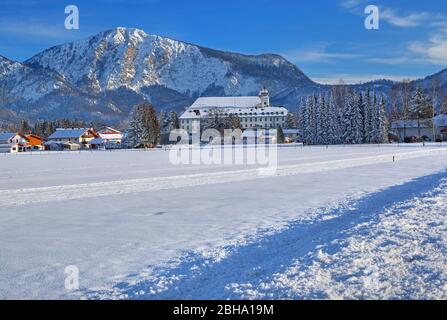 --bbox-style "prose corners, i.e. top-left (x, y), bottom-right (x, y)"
top-left (259, 87), bottom-right (270, 107)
